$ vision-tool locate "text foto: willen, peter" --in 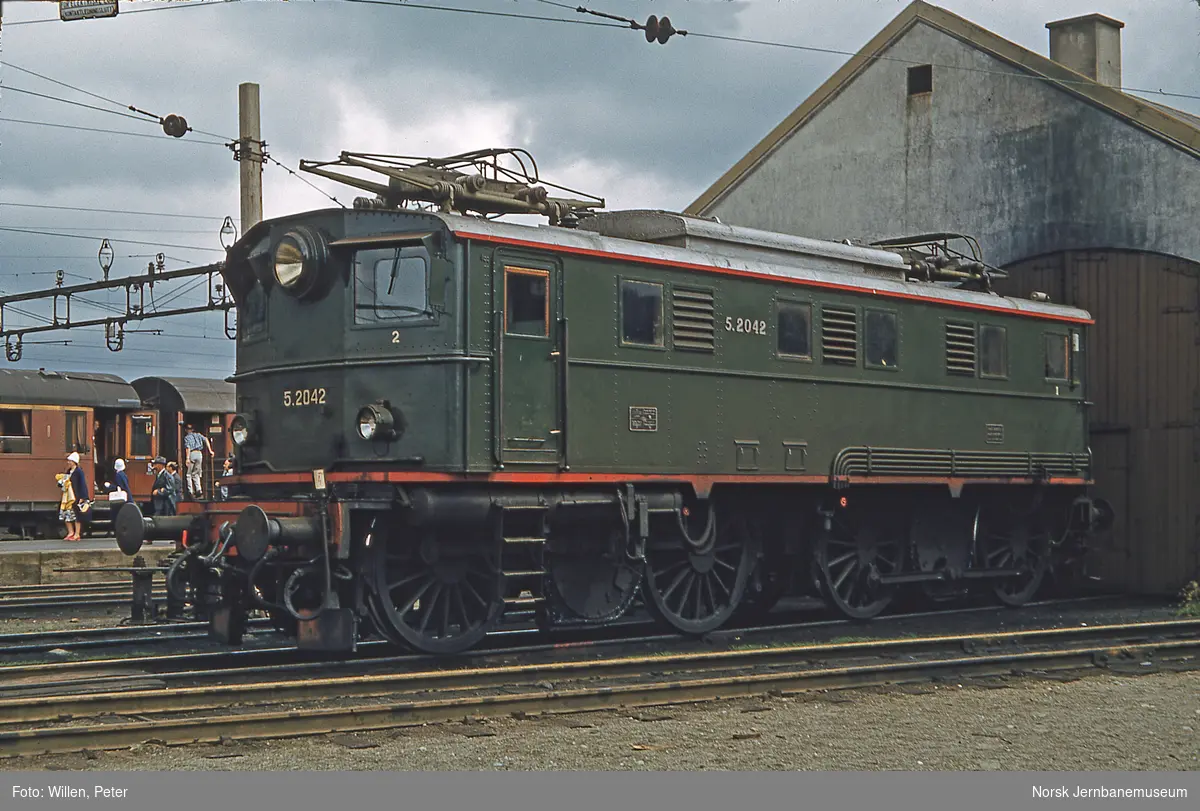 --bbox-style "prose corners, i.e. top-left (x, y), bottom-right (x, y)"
top-left (13, 786), bottom-right (128, 800)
